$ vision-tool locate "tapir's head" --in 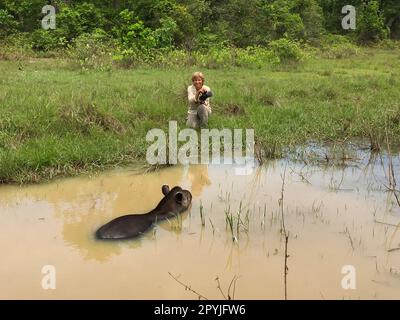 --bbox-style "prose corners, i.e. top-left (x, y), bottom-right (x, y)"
top-left (159, 185), bottom-right (192, 213)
